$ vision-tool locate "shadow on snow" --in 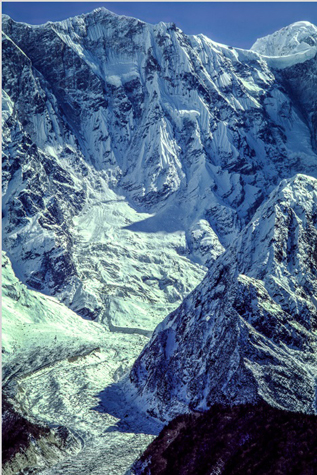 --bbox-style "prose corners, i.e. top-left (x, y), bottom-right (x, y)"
top-left (92, 378), bottom-right (164, 436)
